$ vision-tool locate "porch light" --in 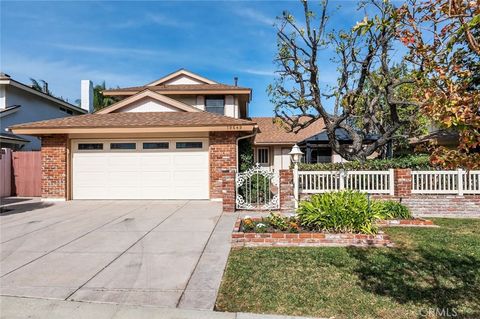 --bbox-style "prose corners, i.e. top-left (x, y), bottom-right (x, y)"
top-left (289, 144), bottom-right (303, 164)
